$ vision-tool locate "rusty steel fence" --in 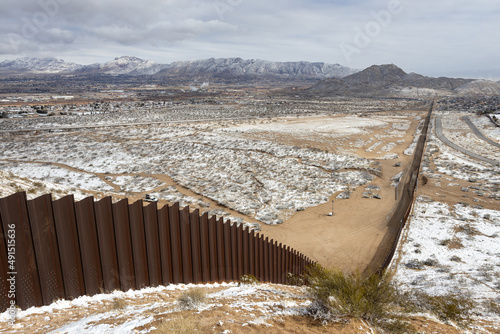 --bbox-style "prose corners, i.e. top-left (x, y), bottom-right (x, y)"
top-left (0, 192), bottom-right (313, 312)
